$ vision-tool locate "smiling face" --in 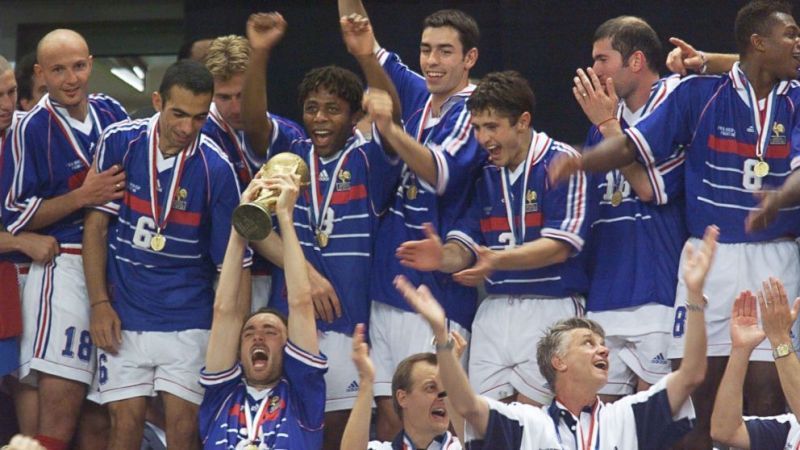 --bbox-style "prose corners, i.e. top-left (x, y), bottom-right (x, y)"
top-left (154, 85), bottom-right (211, 154)
top-left (36, 30), bottom-right (92, 111)
top-left (419, 26), bottom-right (476, 101)
top-left (0, 70), bottom-right (17, 132)
top-left (470, 108), bottom-right (531, 170)
top-left (760, 12), bottom-right (800, 80)
top-left (239, 312), bottom-right (287, 386)
top-left (555, 328), bottom-right (610, 391)
top-left (397, 361), bottom-right (450, 437)
top-left (302, 87), bottom-right (356, 157)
